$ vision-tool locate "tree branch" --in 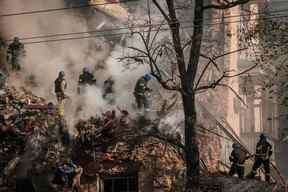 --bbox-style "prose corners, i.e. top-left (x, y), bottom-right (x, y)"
top-left (146, 0), bottom-right (152, 45)
top-left (217, 83), bottom-right (247, 107)
top-left (165, 0), bottom-right (186, 82)
top-left (126, 31), bottom-right (181, 92)
top-left (224, 63), bottom-right (257, 78)
top-left (152, 0), bottom-right (170, 22)
top-left (194, 74), bottom-right (225, 92)
top-left (195, 60), bottom-right (256, 106)
top-left (195, 81), bottom-right (247, 107)
top-left (195, 48), bottom-right (247, 89)
top-left (200, 54), bottom-right (221, 71)
top-left (128, 46), bottom-right (149, 56)
top-left (194, 55), bottom-right (221, 90)
top-left (151, 74), bottom-right (181, 91)
top-left (150, 20), bottom-right (166, 48)
top-left (187, 0), bottom-right (204, 92)
top-left (214, 48), bottom-right (247, 60)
